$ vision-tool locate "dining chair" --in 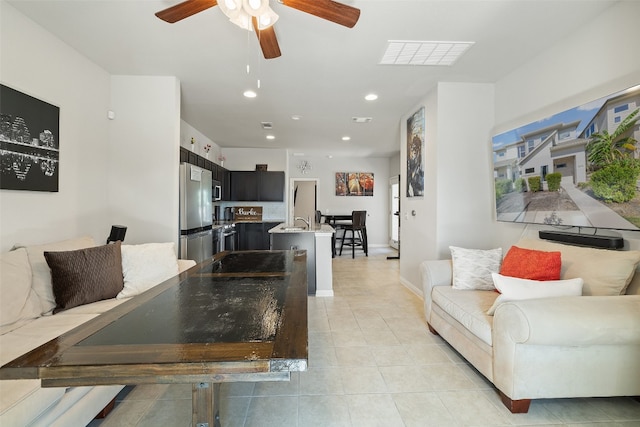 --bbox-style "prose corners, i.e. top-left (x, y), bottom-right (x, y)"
top-left (339, 210), bottom-right (368, 258)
